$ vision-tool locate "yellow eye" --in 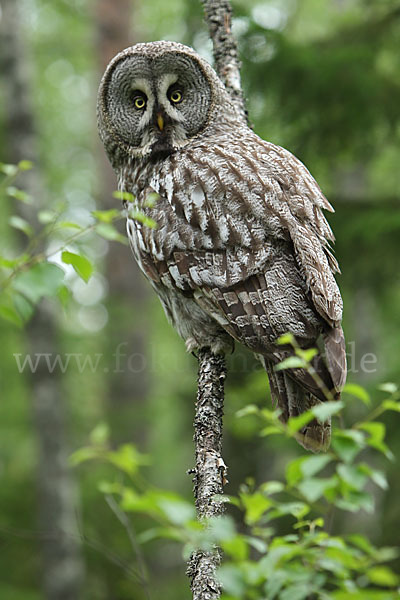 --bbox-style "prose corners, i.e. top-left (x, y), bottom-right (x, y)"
top-left (169, 90), bottom-right (182, 104)
top-left (133, 95), bottom-right (146, 109)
